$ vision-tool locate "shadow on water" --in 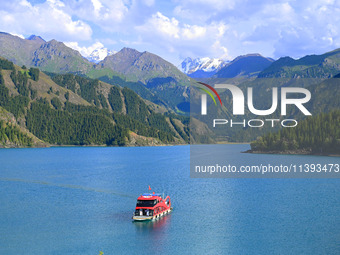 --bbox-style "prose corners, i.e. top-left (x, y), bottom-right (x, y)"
top-left (132, 214), bottom-right (173, 254)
